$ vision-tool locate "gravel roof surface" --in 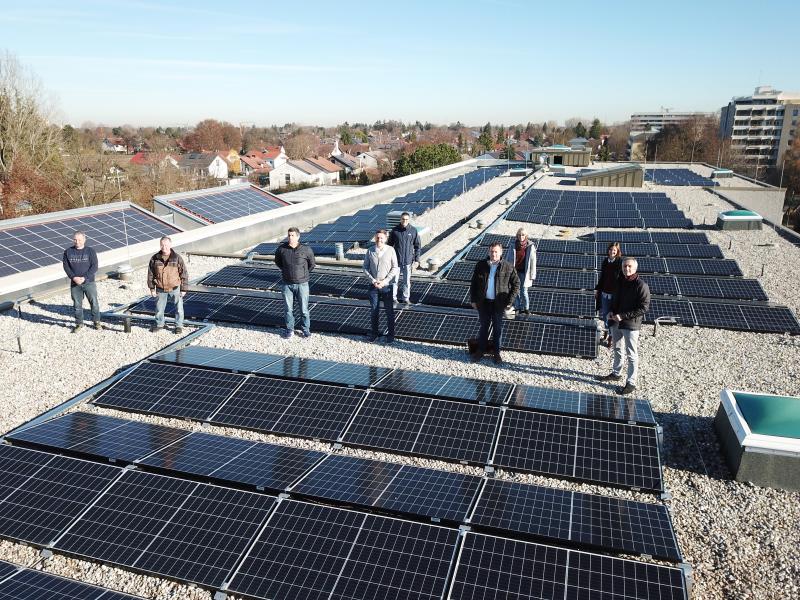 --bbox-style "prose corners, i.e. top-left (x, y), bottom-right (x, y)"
top-left (1, 170), bottom-right (798, 599)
